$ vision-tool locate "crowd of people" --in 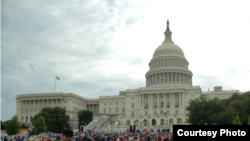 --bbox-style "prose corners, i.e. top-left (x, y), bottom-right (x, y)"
top-left (1, 129), bottom-right (173, 141)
